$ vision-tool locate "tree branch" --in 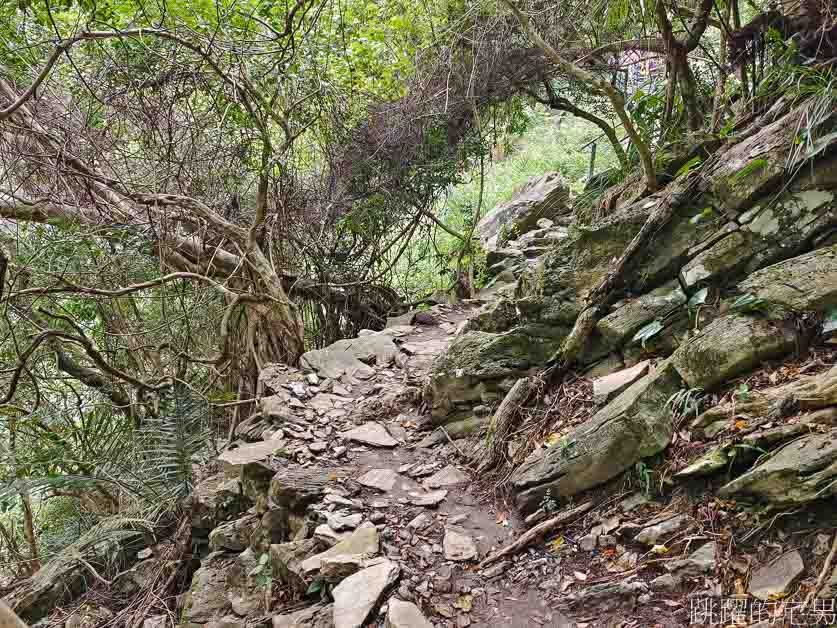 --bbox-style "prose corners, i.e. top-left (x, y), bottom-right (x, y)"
top-left (502, 0), bottom-right (657, 191)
